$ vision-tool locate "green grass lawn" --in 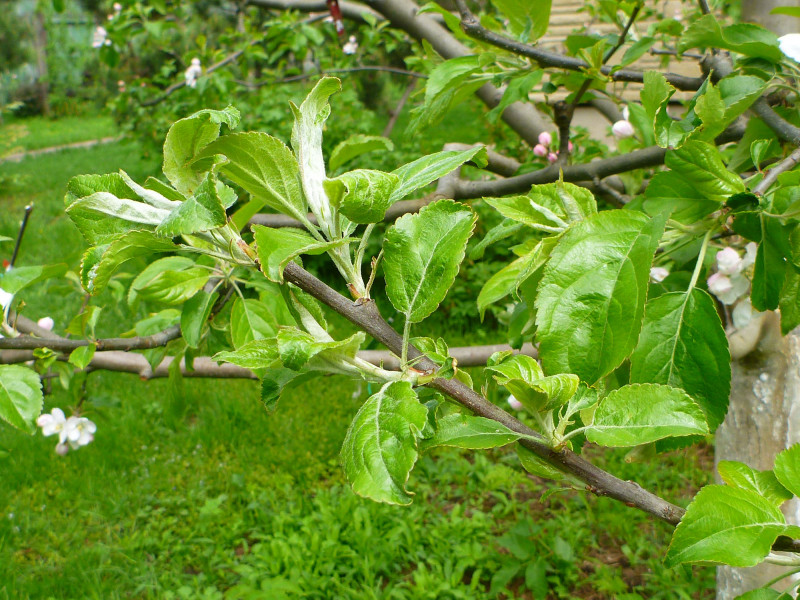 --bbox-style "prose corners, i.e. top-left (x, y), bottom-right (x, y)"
top-left (0, 116), bottom-right (715, 599)
top-left (1, 114), bottom-right (117, 156)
